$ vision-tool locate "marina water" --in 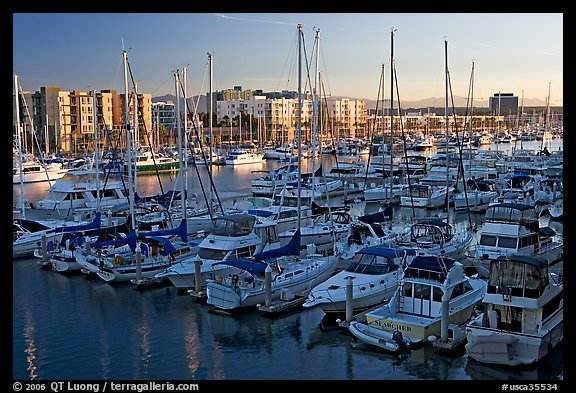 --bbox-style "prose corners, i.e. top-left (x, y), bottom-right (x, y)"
top-left (13, 140), bottom-right (564, 381)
